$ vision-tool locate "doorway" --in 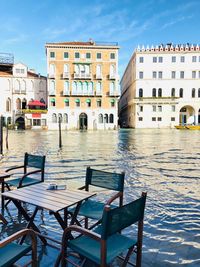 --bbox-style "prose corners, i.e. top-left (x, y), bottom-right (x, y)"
top-left (79, 113), bottom-right (87, 130)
